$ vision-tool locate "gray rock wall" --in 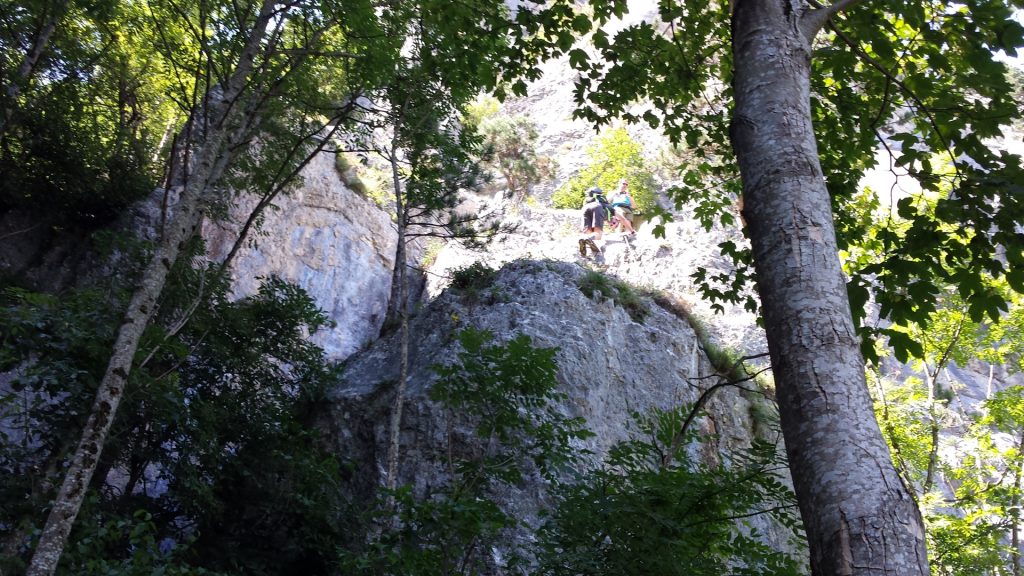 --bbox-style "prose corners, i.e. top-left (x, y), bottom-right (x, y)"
top-left (324, 259), bottom-right (795, 561)
top-left (204, 151), bottom-right (398, 360)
